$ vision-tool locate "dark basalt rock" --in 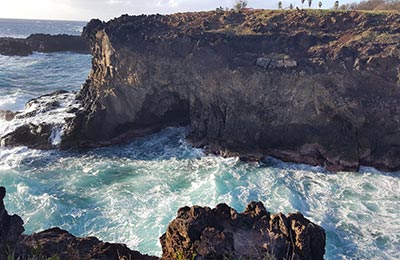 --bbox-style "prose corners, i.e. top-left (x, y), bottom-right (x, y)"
top-left (0, 90), bottom-right (80, 149)
top-left (26, 34), bottom-right (89, 54)
top-left (0, 187), bottom-right (25, 260)
top-left (19, 228), bottom-right (158, 260)
top-left (0, 123), bottom-right (53, 149)
top-left (0, 187), bottom-right (326, 260)
top-left (0, 38), bottom-right (32, 56)
top-left (60, 10), bottom-right (400, 171)
top-left (0, 187), bottom-right (158, 260)
top-left (0, 110), bottom-right (18, 121)
top-left (160, 202), bottom-right (326, 260)
top-left (0, 33), bottom-right (89, 56)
